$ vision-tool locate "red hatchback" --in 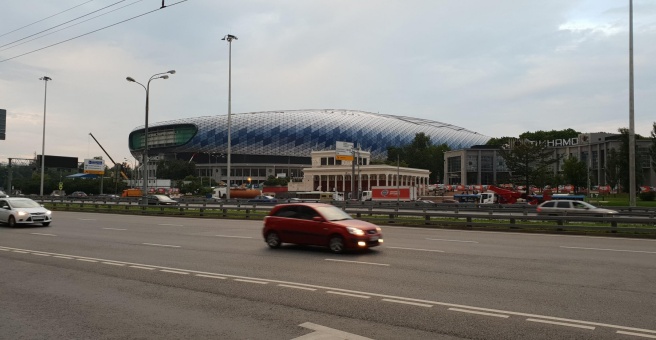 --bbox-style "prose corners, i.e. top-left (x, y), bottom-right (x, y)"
top-left (262, 203), bottom-right (383, 253)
